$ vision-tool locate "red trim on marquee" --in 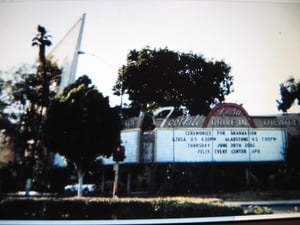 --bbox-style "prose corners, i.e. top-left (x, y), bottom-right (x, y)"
top-left (203, 103), bottom-right (256, 128)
